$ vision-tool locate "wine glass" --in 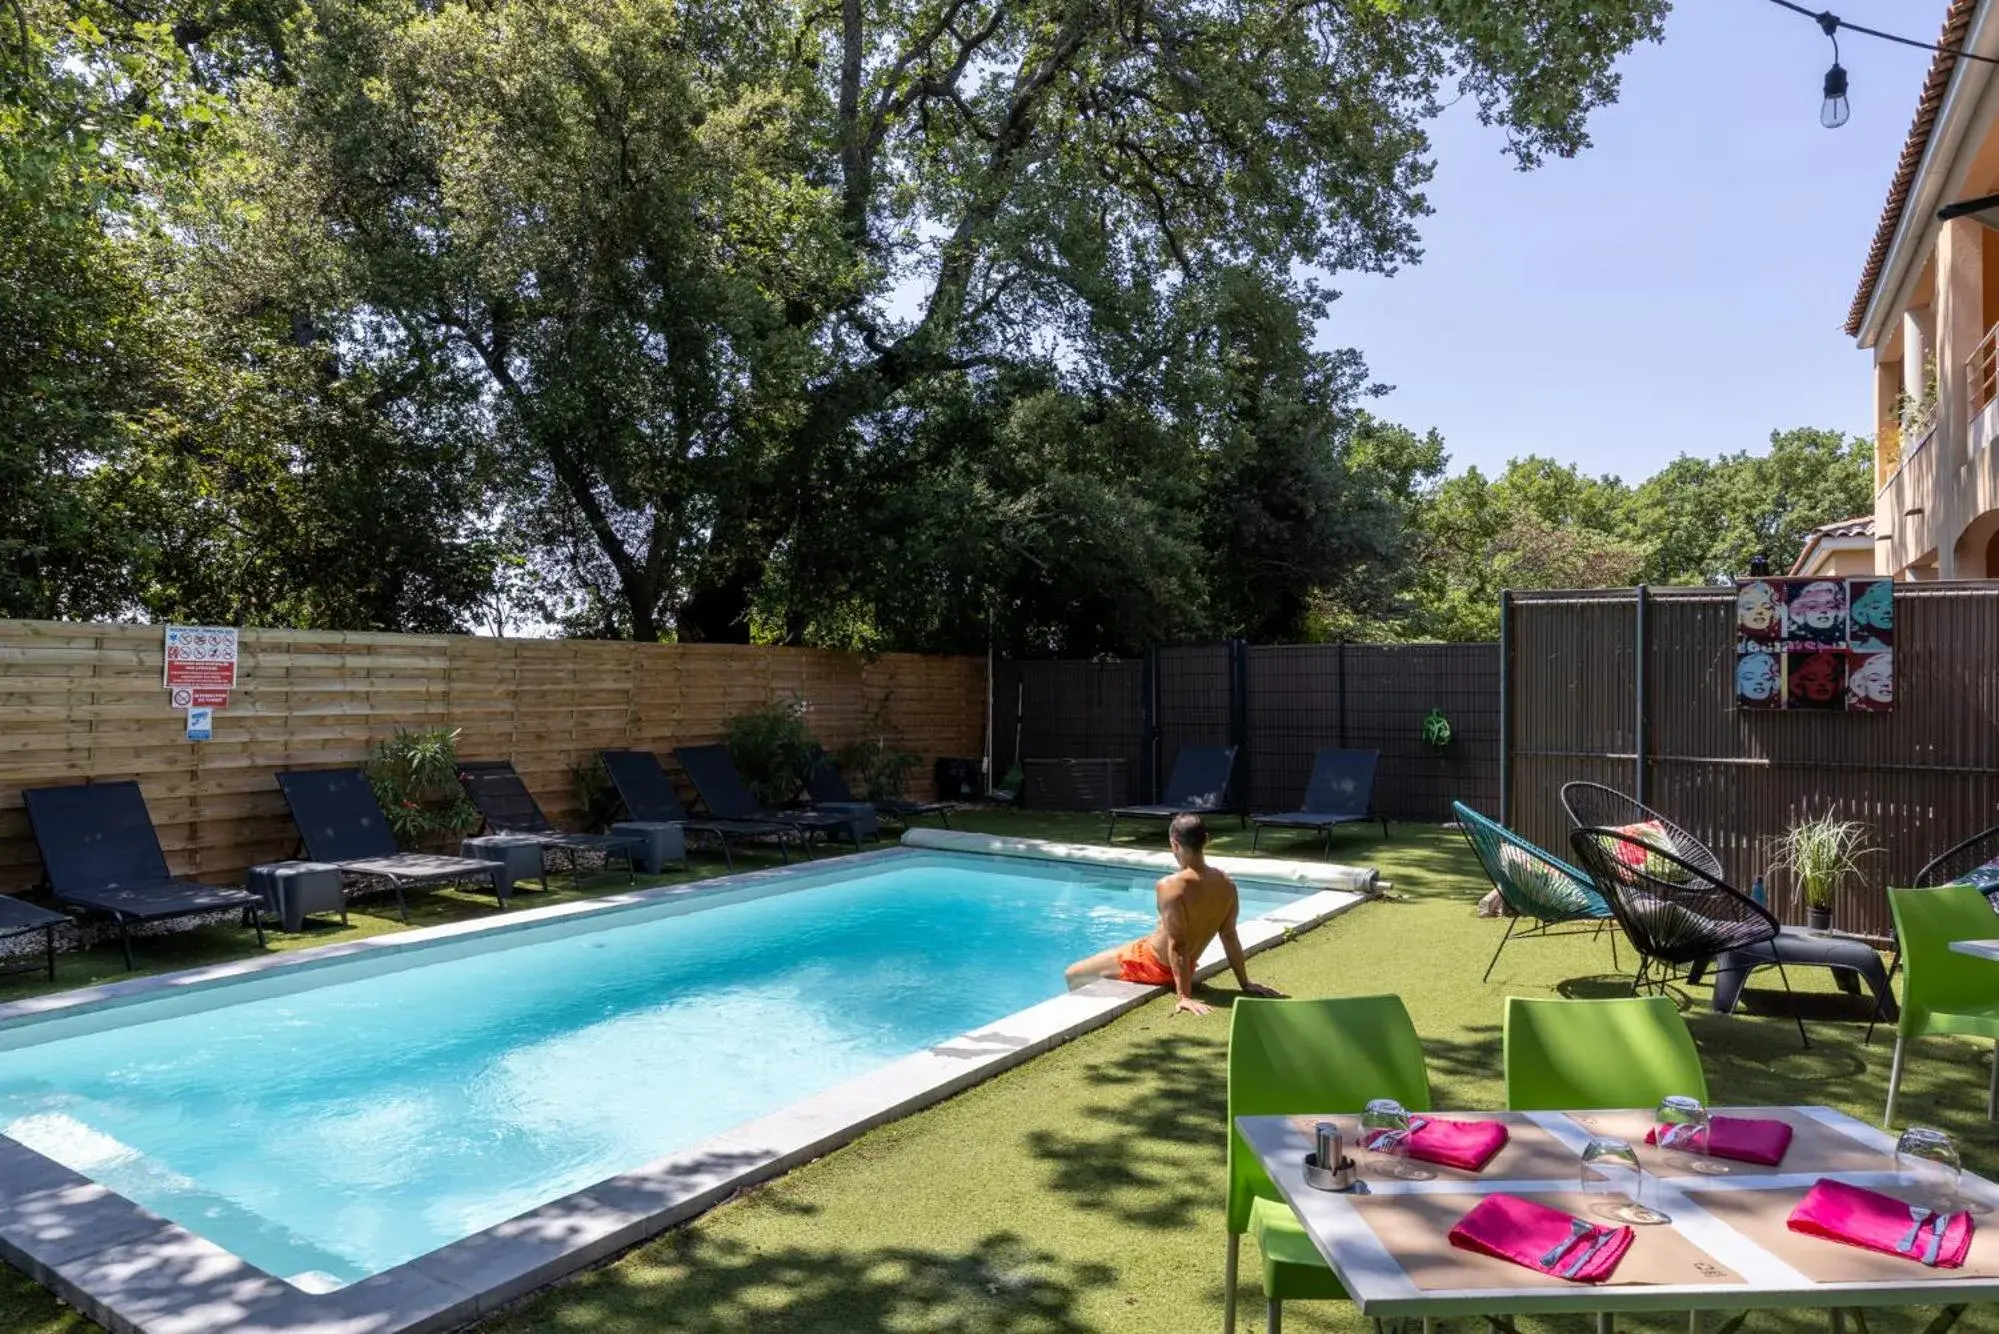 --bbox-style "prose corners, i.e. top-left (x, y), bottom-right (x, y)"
top-left (1361, 1098), bottom-right (1413, 1177)
top-left (1896, 1126), bottom-right (1962, 1213)
top-left (1656, 1095), bottom-right (1725, 1175)
top-left (1581, 1135), bottom-right (1668, 1225)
